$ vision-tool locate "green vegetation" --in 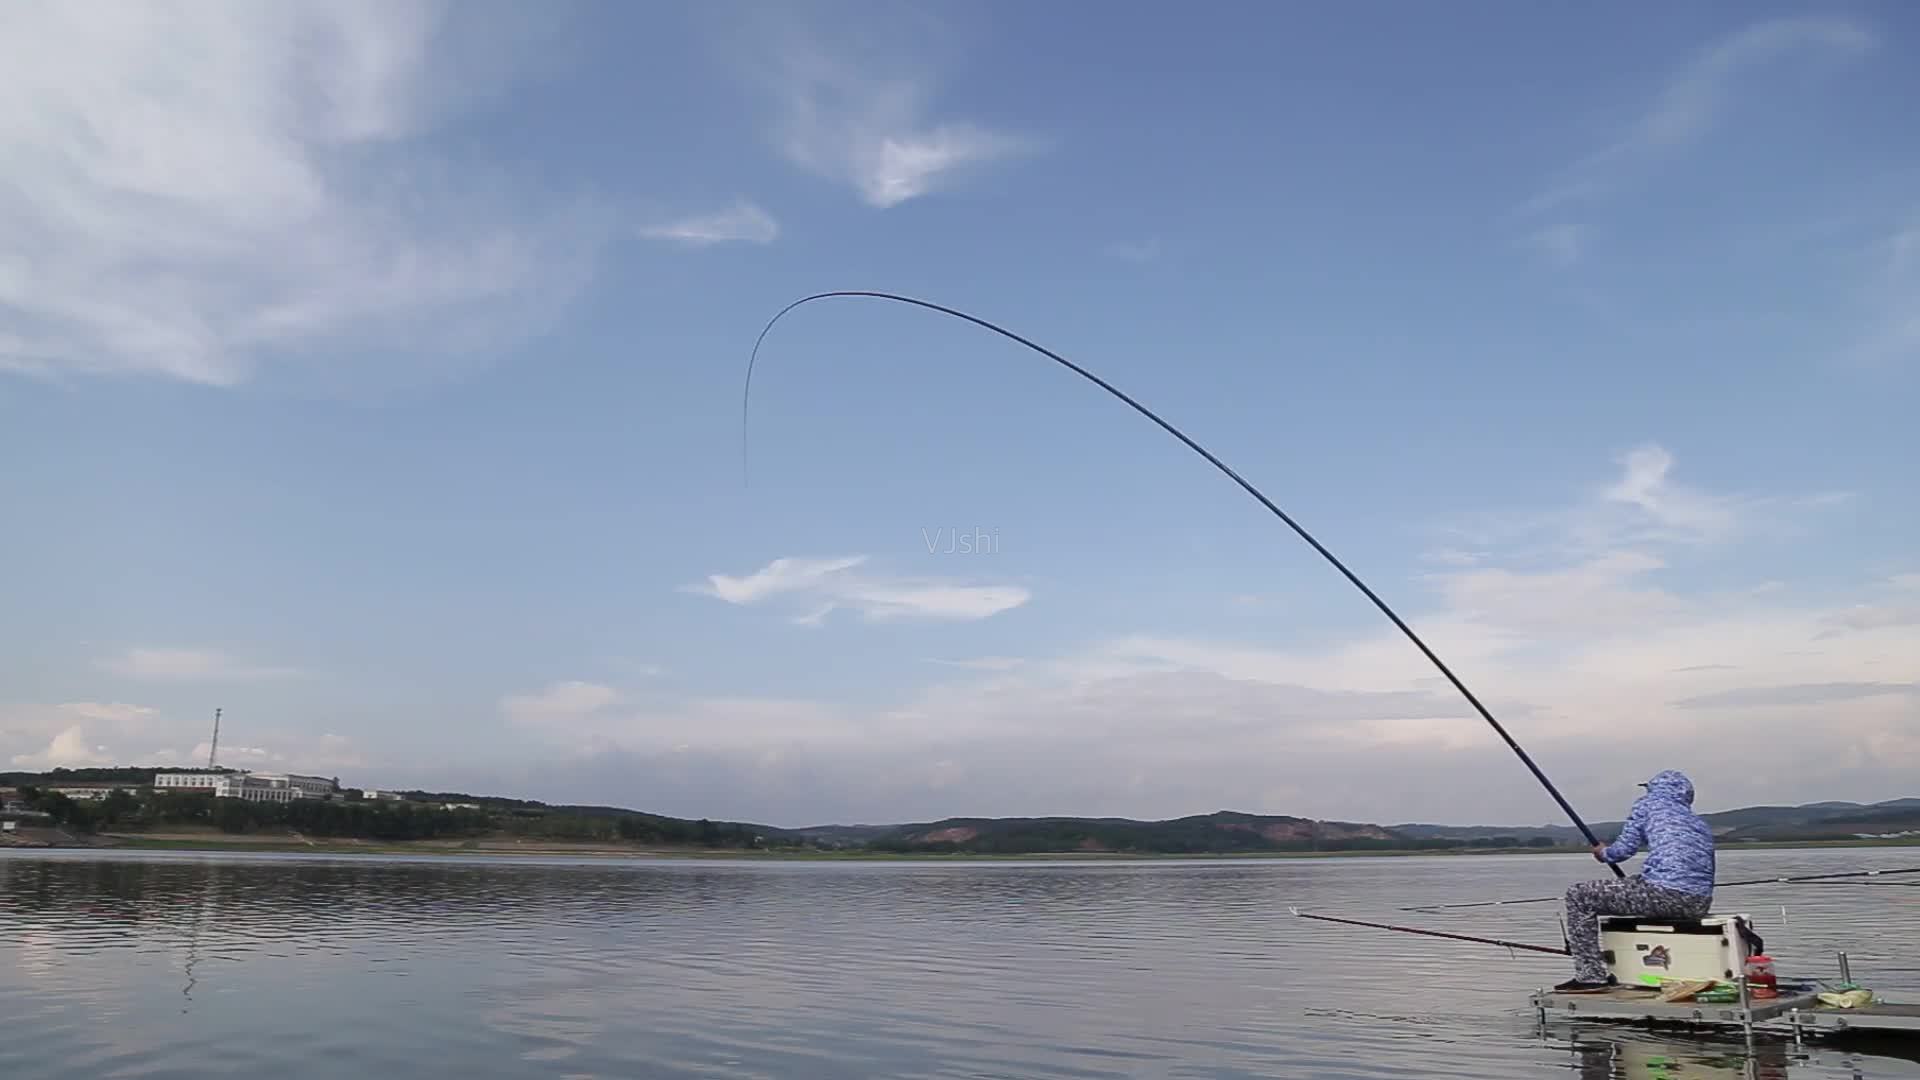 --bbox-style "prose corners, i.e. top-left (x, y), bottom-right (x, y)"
top-left (2, 770), bottom-right (814, 850)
